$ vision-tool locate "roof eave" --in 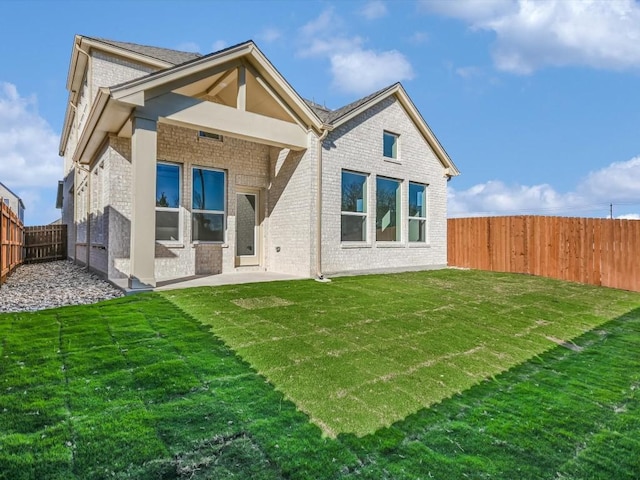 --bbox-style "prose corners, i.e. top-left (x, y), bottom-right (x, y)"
top-left (110, 41), bottom-right (323, 133)
top-left (249, 45), bottom-right (324, 132)
top-left (61, 35), bottom-right (179, 156)
top-left (72, 88), bottom-right (132, 165)
top-left (330, 84), bottom-right (460, 177)
top-left (58, 92), bottom-right (75, 156)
